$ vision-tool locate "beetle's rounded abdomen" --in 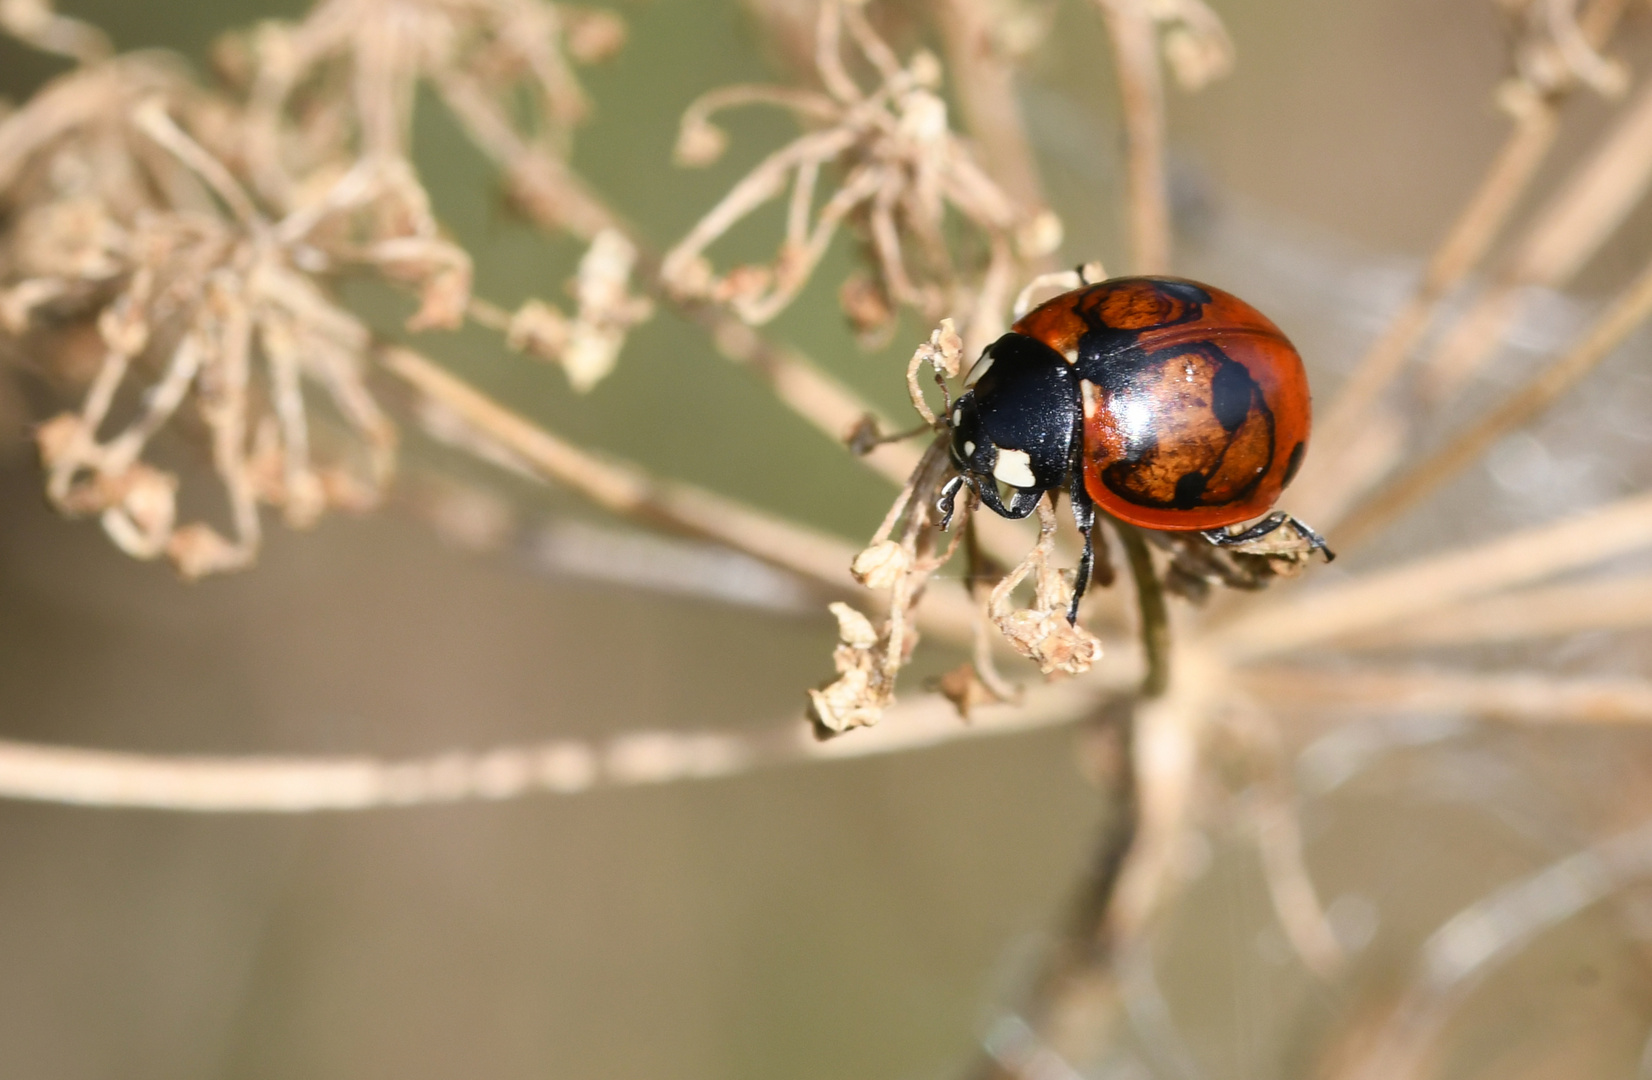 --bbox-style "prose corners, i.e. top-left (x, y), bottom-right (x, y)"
top-left (1014, 276), bottom-right (1311, 532)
